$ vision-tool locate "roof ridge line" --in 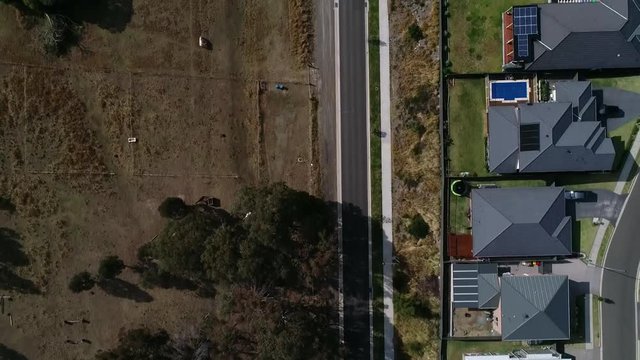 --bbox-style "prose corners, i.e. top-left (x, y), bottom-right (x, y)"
top-left (474, 190), bottom-right (514, 254)
top-left (502, 277), bottom-right (545, 339)
top-left (598, 0), bottom-right (628, 21)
